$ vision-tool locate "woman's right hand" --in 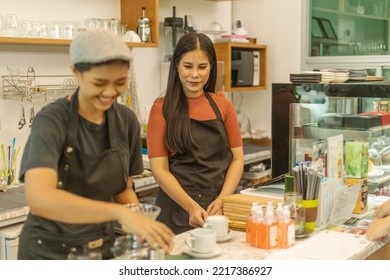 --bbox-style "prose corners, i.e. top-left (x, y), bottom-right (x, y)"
top-left (118, 208), bottom-right (174, 253)
top-left (188, 204), bottom-right (208, 228)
